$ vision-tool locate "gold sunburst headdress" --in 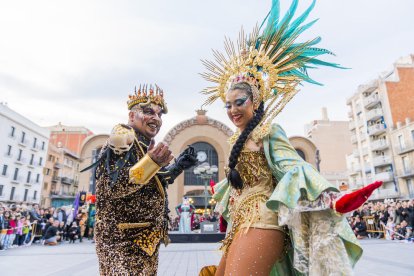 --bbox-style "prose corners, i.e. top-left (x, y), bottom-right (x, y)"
top-left (128, 84), bottom-right (168, 113)
top-left (201, 0), bottom-right (343, 141)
